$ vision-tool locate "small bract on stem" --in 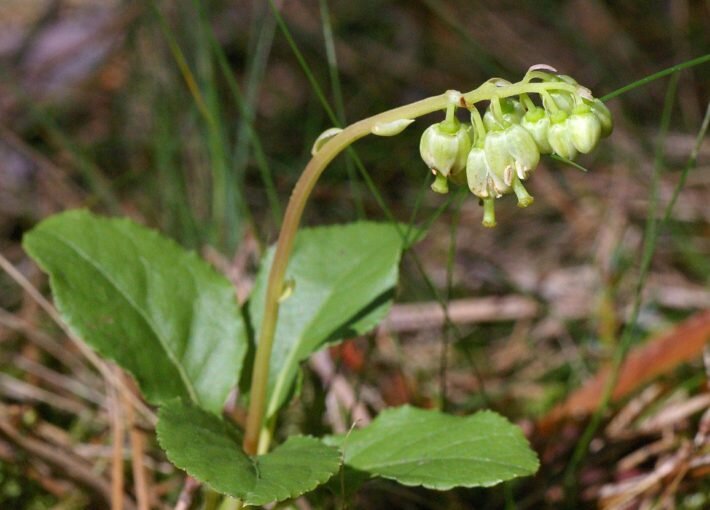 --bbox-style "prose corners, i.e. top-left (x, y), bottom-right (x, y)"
top-left (242, 66), bottom-right (613, 456)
